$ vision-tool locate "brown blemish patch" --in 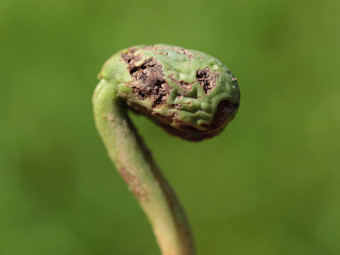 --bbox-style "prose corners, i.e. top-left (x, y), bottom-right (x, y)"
top-left (120, 167), bottom-right (135, 183)
top-left (168, 74), bottom-right (194, 91)
top-left (183, 49), bottom-right (194, 59)
top-left (120, 167), bottom-right (148, 201)
top-left (128, 96), bottom-right (235, 141)
top-left (178, 124), bottom-right (200, 132)
top-left (140, 45), bottom-right (154, 50)
top-left (196, 67), bottom-right (220, 94)
top-left (172, 46), bottom-right (194, 59)
top-left (176, 91), bottom-right (184, 100)
top-left (122, 48), bottom-right (171, 107)
top-left (101, 113), bottom-right (117, 122)
top-left (107, 113), bottom-right (116, 123)
top-left (211, 99), bottom-right (239, 129)
top-left (153, 112), bottom-right (177, 127)
top-left (121, 47), bottom-right (140, 64)
top-left (140, 45), bottom-right (168, 56)
top-left (157, 98), bottom-right (239, 141)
